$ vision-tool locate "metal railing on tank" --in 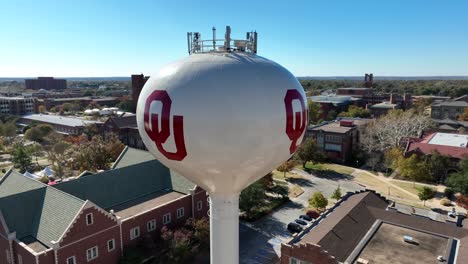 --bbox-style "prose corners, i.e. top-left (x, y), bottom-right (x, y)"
top-left (187, 26), bottom-right (257, 55)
